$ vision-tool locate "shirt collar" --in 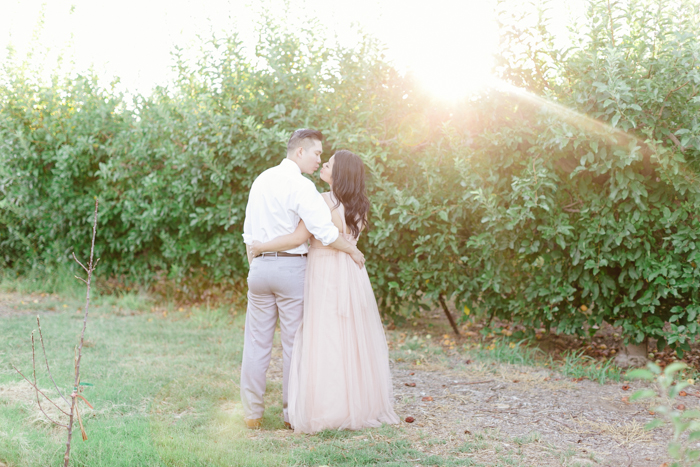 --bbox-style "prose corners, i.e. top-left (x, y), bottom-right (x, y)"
top-left (280, 158), bottom-right (301, 174)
